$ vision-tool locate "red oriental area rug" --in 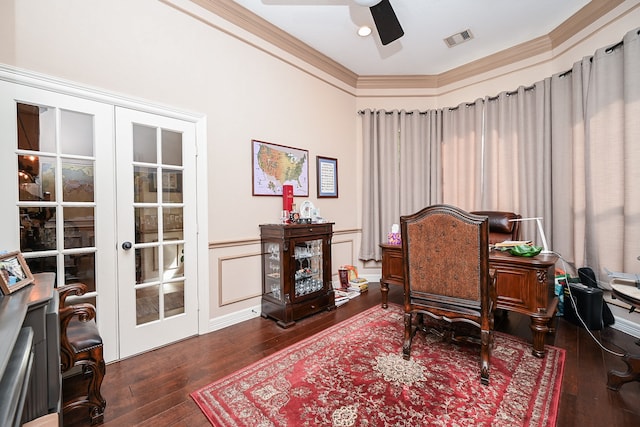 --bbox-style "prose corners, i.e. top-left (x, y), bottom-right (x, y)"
top-left (191, 304), bottom-right (565, 427)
